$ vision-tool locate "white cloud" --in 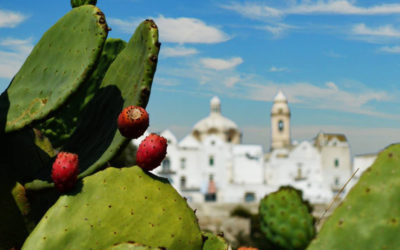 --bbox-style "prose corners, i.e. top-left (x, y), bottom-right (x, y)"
top-left (262, 23), bottom-right (295, 37)
top-left (200, 57), bottom-right (243, 70)
top-left (352, 23), bottom-right (400, 37)
top-left (0, 37), bottom-right (34, 78)
top-left (161, 46), bottom-right (198, 58)
top-left (108, 17), bottom-right (139, 33)
top-left (325, 81), bottom-right (338, 91)
top-left (0, 9), bottom-right (28, 28)
top-left (269, 66), bottom-right (288, 72)
top-left (243, 81), bottom-right (394, 118)
top-left (223, 1), bottom-right (400, 20)
top-left (224, 76), bottom-right (241, 87)
top-left (109, 16), bottom-right (230, 44)
top-left (379, 45), bottom-right (400, 54)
